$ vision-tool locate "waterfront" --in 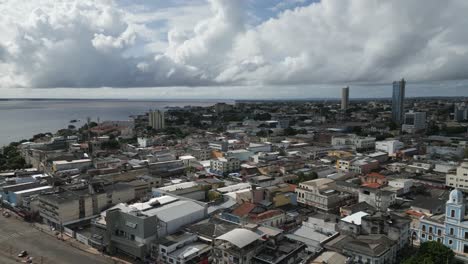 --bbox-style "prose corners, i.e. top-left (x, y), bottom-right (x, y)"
top-left (0, 99), bottom-right (220, 146)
